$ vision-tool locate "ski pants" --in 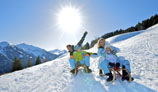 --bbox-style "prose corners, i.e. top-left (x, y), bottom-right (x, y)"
top-left (119, 59), bottom-right (131, 73)
top-left (69, 56), bottom-right (90, 69)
